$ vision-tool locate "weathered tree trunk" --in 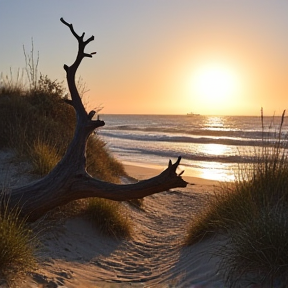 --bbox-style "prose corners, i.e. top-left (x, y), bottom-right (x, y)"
top-left (7, 18), bottom-right (187, 221)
